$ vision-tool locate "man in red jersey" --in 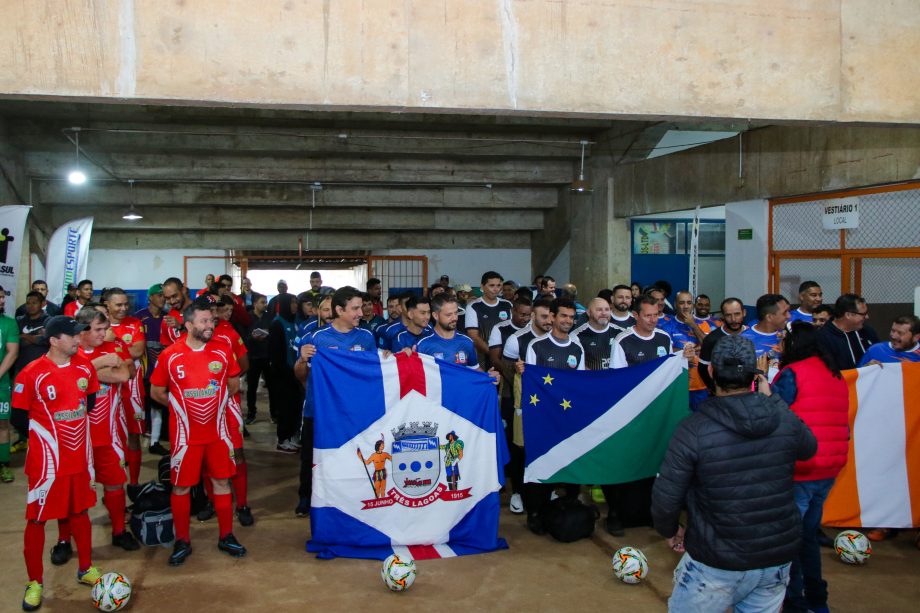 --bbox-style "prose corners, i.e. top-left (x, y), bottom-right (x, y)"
top-left (161, 277), bottom-right (192, 349)
top-left (13, 316), bottom-right (103, 611)
top-left (62, 280), bottom-right (94, 318)
top-left (150, 301), bottom-right (245, 566)
top-left (103, 287), bottom-right (147, 483)
top-left (76, 308), bottom-right (140, 550)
